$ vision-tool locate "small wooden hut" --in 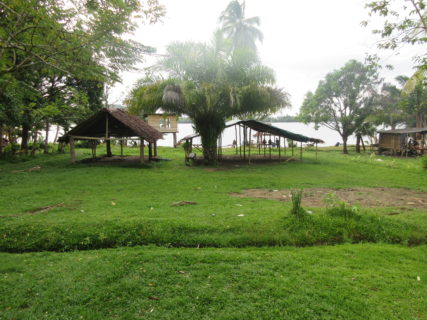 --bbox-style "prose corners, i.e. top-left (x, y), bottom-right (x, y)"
top-left (377, 128), bottom-right (427, 156)
top-left (59, 108), bottom-right (163, 163)
top-left (145, 114), bottom-right (178, 147)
